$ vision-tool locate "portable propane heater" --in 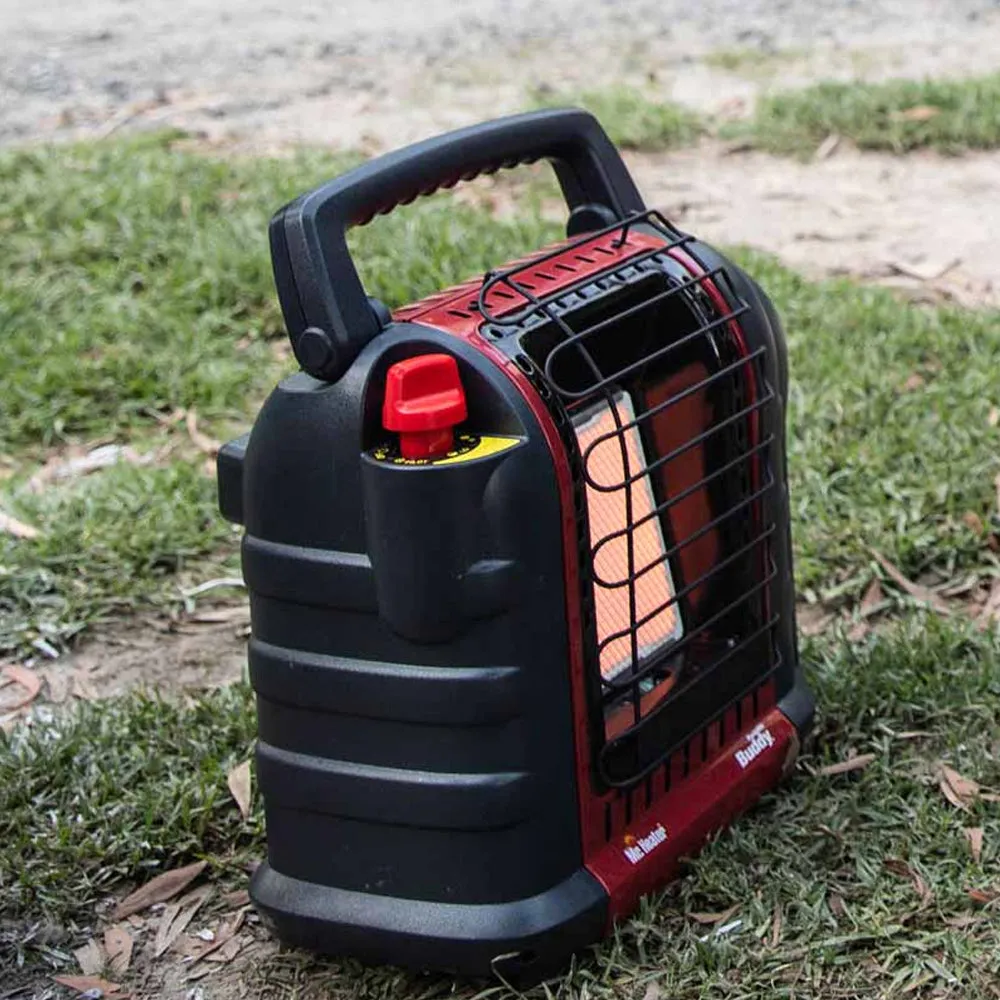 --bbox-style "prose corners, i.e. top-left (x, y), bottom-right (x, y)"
top-left (217, 109), bottom-right (813, 980)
